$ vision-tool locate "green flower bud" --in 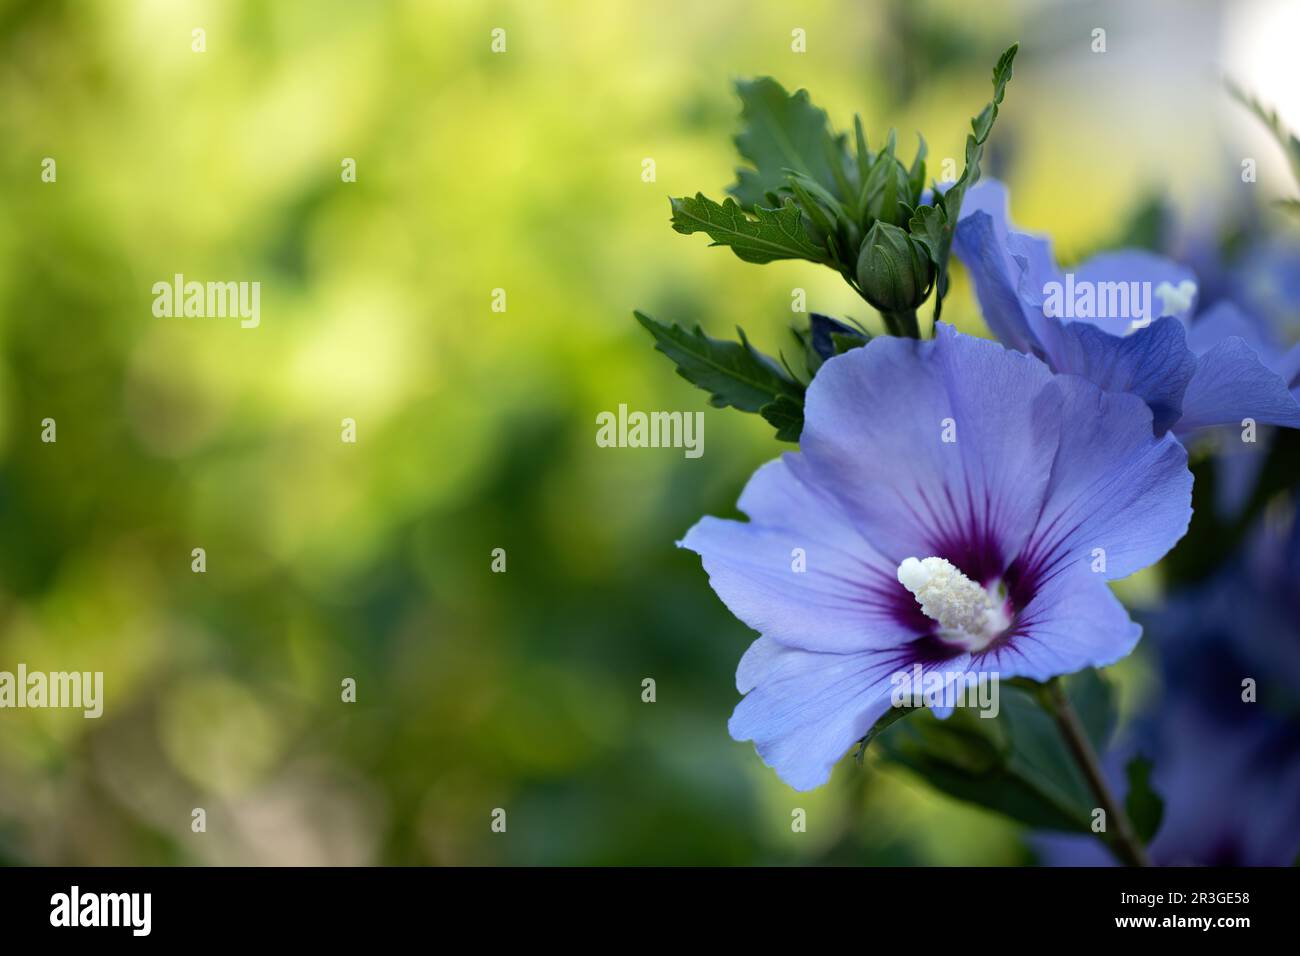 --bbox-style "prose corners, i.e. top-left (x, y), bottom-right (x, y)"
top-left (855, 221), bottom-right (935, 314)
